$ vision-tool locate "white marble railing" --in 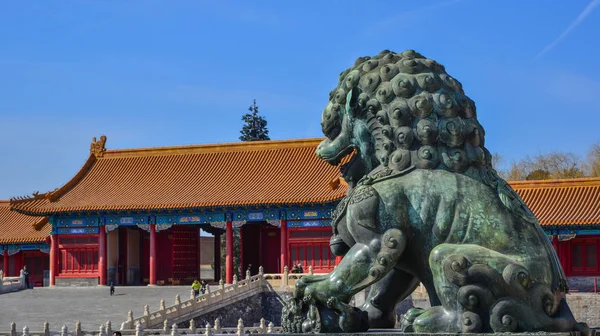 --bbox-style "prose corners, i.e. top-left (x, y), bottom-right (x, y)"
top-left (0, 270), bottom-right (26, 294)
top-left (0, 318), bottom-right (284, 336)
top-left (121, 269), bottom-right (266, 330)
top-left (263, 265), bottom-right (326, 289)
top-left (121, 265), bottom-right (327, 330)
